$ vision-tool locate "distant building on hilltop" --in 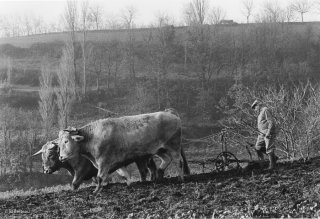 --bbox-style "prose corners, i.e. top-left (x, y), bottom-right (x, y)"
top-left (220, 20), bottom-right (238, 25)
